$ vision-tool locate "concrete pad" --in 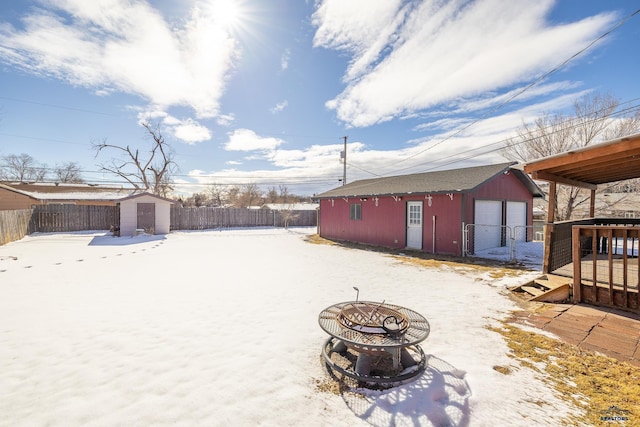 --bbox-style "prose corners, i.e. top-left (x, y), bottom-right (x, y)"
top-left (582, 326), bottom-right (637, 357)
top-left (633, 345), bottom-right (640, 364)
top-left (543, 323), bottom-right (587, 346)
top-left (509, 300), bottom-right (640, 366)
top-left (579, 342), bottom-right (624, 360)
top-left (601, 313), bottom-right (640, 334)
